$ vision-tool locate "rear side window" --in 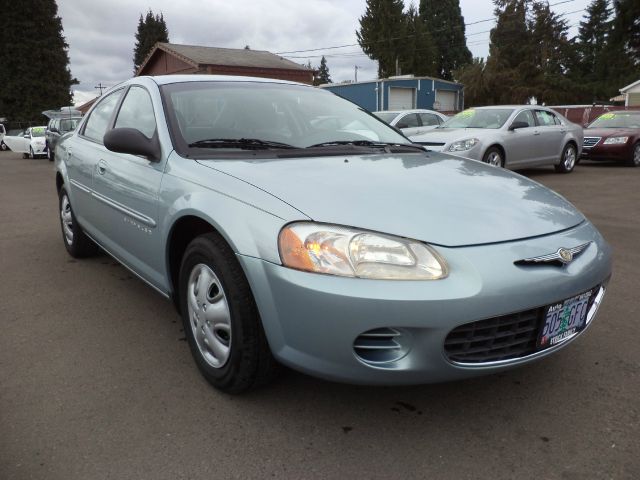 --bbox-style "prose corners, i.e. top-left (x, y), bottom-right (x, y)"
top-left (82, 89), bottom-right (123, 143)
top-left (419, 113), bottom-right (440, 126)
top-left (535, 110), bottom-right (557, 127)
top-left (114, 86), bottom-right (157, 139)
